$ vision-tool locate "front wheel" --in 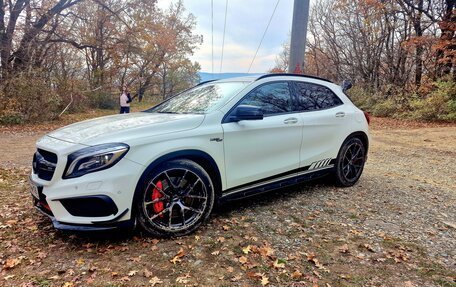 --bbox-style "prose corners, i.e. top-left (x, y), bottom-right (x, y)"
top-left (333, 137), bottom-right (366, 187)
top-left (136, 159), bottom-right (214, 237)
